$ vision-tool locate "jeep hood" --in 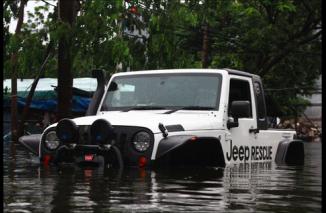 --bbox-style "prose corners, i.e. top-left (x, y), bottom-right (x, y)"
top-left (47, 111), bottom-right (224, 133)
